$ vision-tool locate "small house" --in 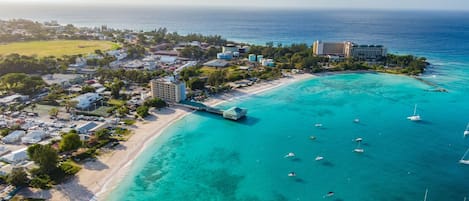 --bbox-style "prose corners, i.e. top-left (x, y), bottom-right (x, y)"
top-left (2, 130), bottom-right (26, 144)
